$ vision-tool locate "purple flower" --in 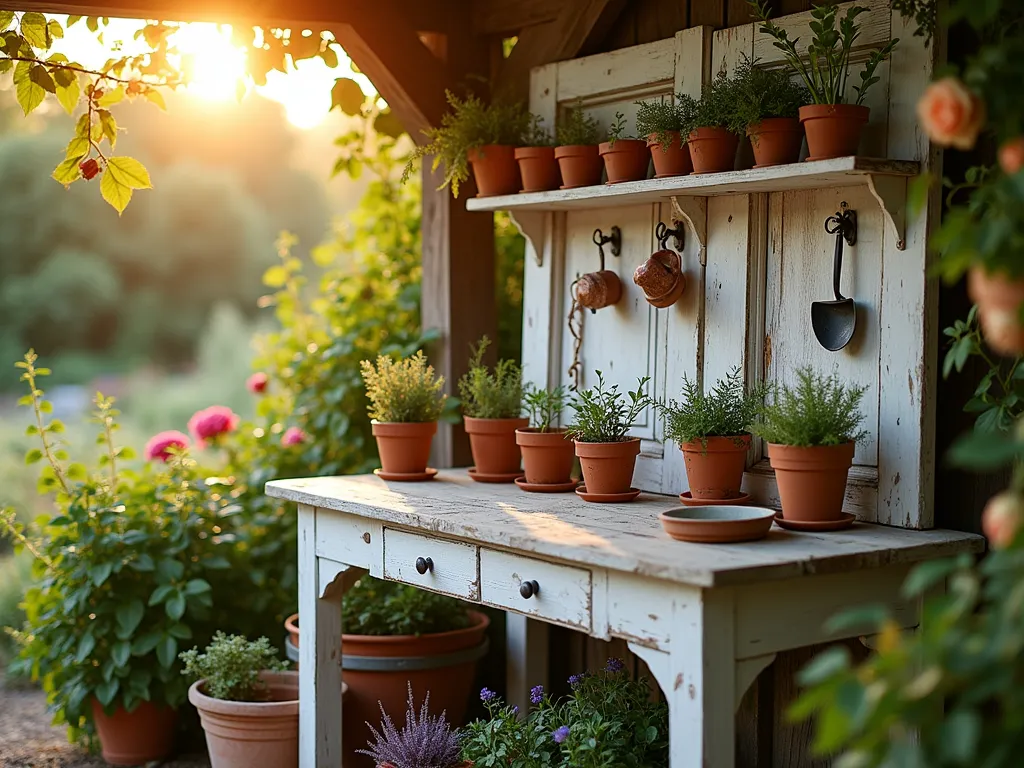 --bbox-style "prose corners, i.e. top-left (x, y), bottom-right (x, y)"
top-left (480, 687), bottom-right (497, 703)
top-left (530, 685), bottom-right (544, 705)
top-left (552, 726), bottom-right (570, 744)
top-left (605, 657), bottom-right (625, 673)
top-left (568, 673), bottom-right (586, 688)
top-left (511, 705), bottom-right (519, 716)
